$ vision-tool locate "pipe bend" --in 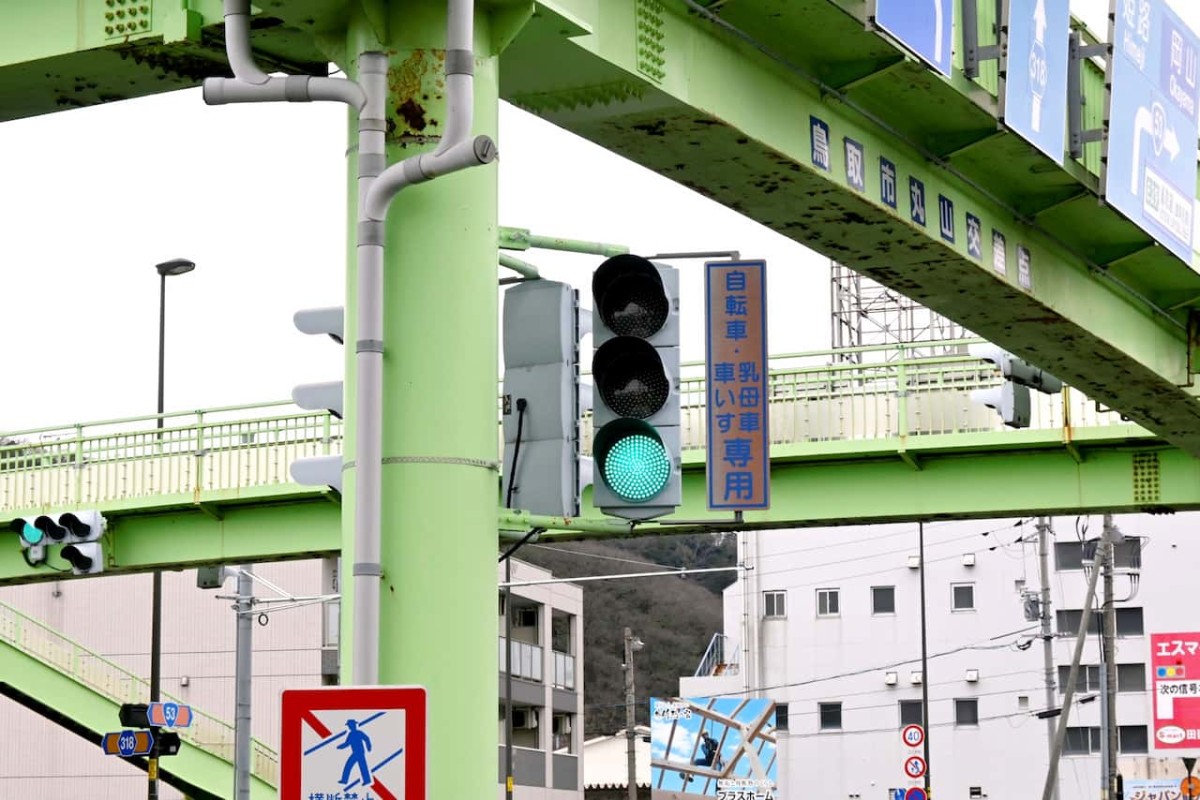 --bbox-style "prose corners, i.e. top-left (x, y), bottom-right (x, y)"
top-left (308, 77), bottom-right (367, 111)
top-left (223, 10), bottom-right (270, 85)
top-left (364, 136), bottom-right (497, 222)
